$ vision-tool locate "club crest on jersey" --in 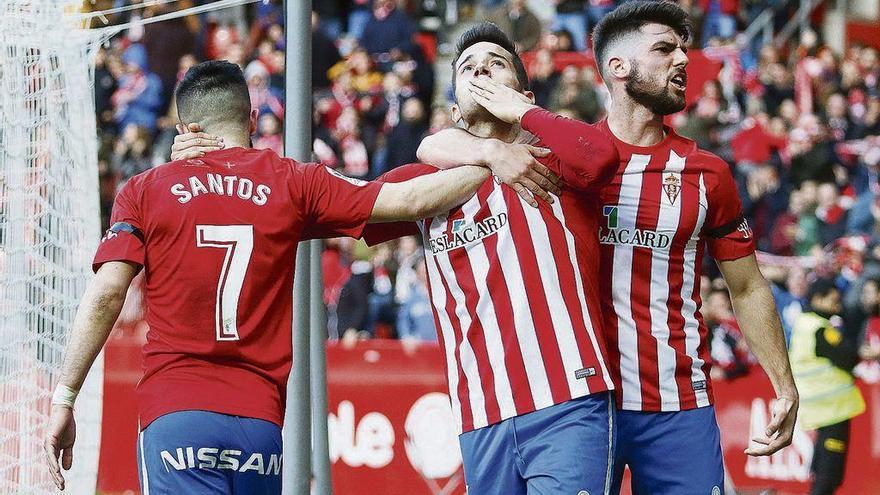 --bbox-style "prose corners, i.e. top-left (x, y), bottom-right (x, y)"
top-left (662, 173), bottom-right (681, 205)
